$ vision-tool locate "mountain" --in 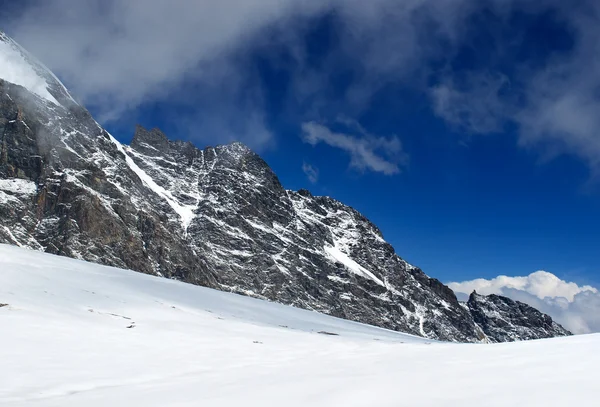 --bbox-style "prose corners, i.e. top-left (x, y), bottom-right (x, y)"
top-left (1, 244), bottom-right (597, 406)
top-left (466, 291), bottom-right (571, 342)
top-left (0, 31), bottom-right (570, 342)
